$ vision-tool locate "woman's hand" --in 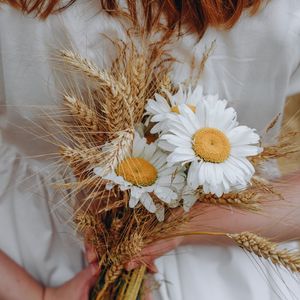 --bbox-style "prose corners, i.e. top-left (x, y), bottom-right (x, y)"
top-left (126, 236), bottom-right (183, 272)
top-left (44, 241), bottom-right (101, 300)
top-left (126, 171), bottom-right (300, 280)
top-left (0, 250), bottom-right (100, 300)
top-left (44, 263), bottom-right (99, 300)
